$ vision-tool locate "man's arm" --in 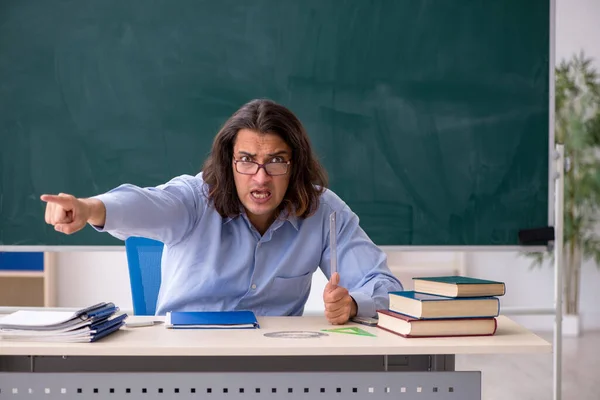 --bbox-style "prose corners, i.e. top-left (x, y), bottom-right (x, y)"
top-left (42, 174), bottom-right (205, 245)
